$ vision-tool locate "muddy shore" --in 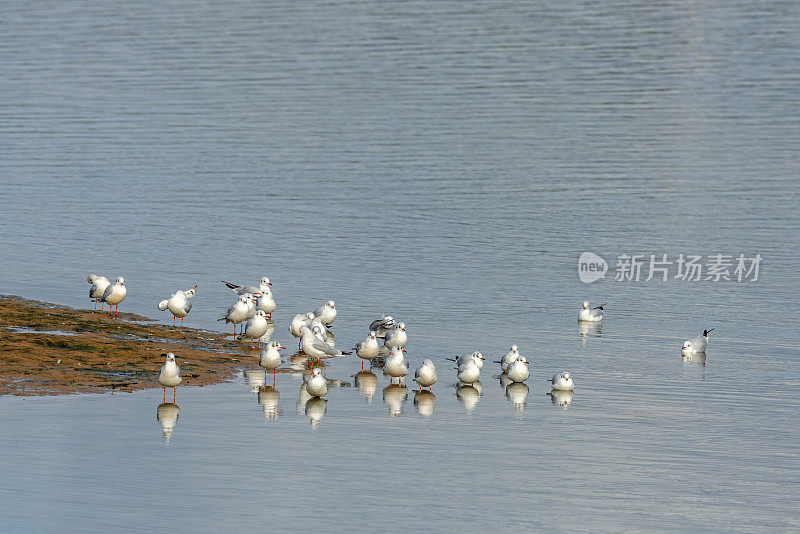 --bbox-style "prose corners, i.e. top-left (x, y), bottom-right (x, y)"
top-left (0, 295), bottom-right (280, 396)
